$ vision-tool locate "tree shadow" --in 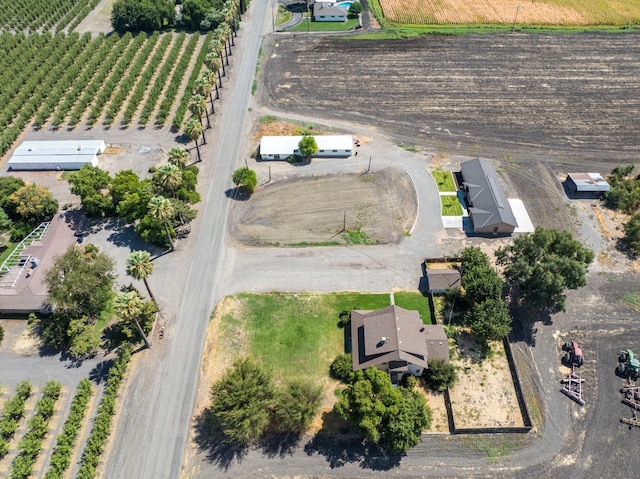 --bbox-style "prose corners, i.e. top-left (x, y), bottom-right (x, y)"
top-left (193, 408), bottom-right (248, 471)
top-left (224, 187), bottom-right (251, 201)
top-left (257, 433), bottom-right (303, 459)
top-left (615, 237), bottom-right (638, 260)
top-left (88, 358), bottom-right (114, 385)
top-left (303, 433), bottom-right (401, 471)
